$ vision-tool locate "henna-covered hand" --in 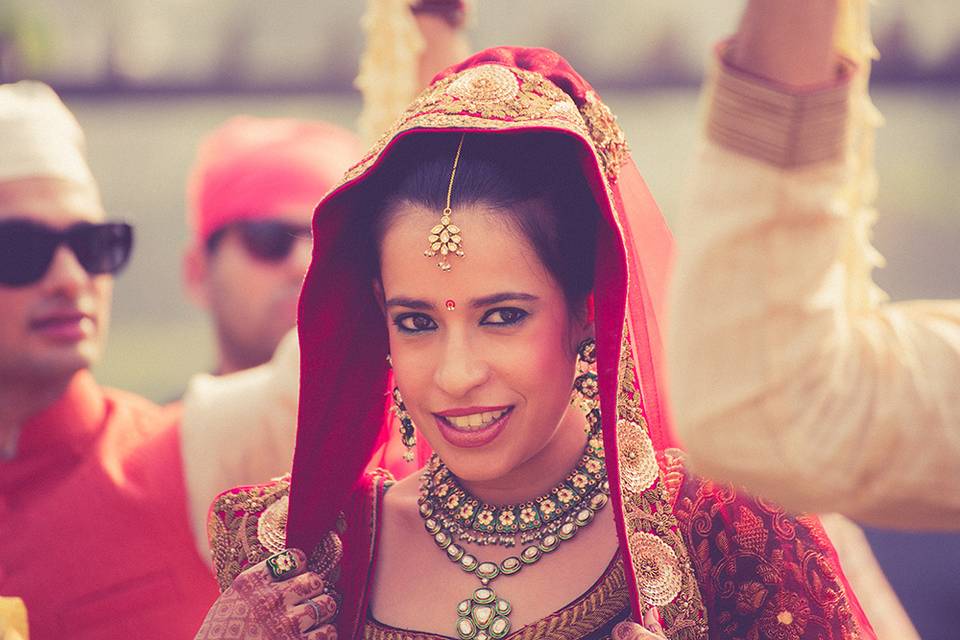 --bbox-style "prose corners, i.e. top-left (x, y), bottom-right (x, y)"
top-left (612, 608), bottom-right (668, 640)
top-left (195, 549), bottom-right (338, 640)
